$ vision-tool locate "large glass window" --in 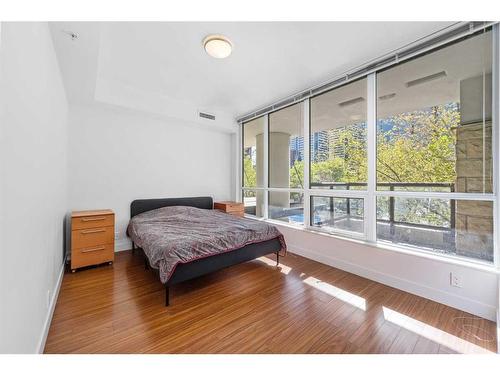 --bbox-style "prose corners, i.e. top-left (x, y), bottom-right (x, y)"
top-left (242, 116), bottom-right (265, 218)
top-left (310, 78), bottom-right (367, 190)
top-left (268, 192), bottom-right (304, 225)
top-left (242, 116), bottom-right (265, 188)
top-left (242, 190), bottom-right (264, 218)
top-left (311, 196), bottom-right (364, 234)
top-left (377, 31), bottom-right (493, 194)
top-left (240, 29), bottom-right (496, 265)
top-left (269, 102), bottom-right (304, 189)
top-left (375, 29), bottom-right (494, 263)
top-left (267, 102), bottom-right (305, 226)
top-left (376, 197), bottom-right (493, 262)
